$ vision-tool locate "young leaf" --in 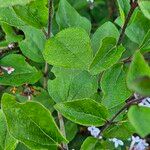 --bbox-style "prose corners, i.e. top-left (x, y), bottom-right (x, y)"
top-left (19, 26), bottom-right (46, 63)
top-left (0, 54), bottom-right (42, 86)
top-left (117, 0), bottom-right (130, 23)
top-left (128, 105), bottom-right (150, 137)
top-left (13, 0), bottom-right (48, 29)
top-left (0, 110), bottom-right (17, 150)
top-left (0, 0), bottom-right (34, 8)
top-left (126, 10), bottom-right (150, 44)
top-left (89, 37), bottom-right (125, 75)
top-left (48, 67), bottom-right (98, 103)
top-left (140, 30), bottom-right (150, 53)
top-left (101, 63), bottom-right (132, 111)
top-left (1, 23), bottom-right (23, 43)
top-left (0, 7), bottom-right (26, 27)
top-left (56, 0), bottom-right (91, 34)
top-left (138, 0), bottom-right (150, 20)
top-left (54, 98), bottom-right (108, 126)
top-left (127, 51), bottom-right (150, 96)
top-left (43, 28), bottom-right (93, 70)
top-left (1, 93), bottom-right (67, 149)
top-left (91, 22), bottom-right (119, 54)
